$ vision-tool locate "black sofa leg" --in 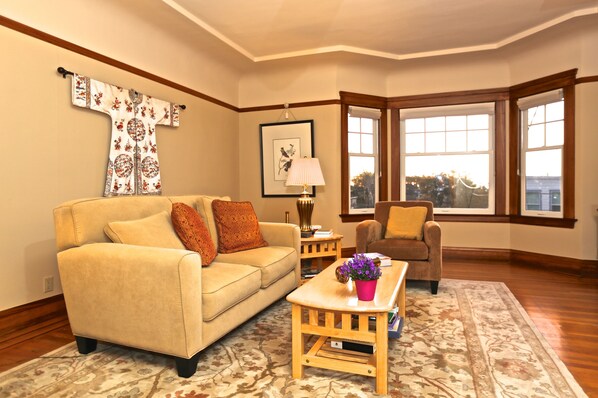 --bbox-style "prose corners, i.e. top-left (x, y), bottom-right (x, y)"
top-left (75, 336), bottom-right (97, 354)
top-left (175, 352), bottom-right (201, 378)
top-left (430, 281), bottom-right (439, 295)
